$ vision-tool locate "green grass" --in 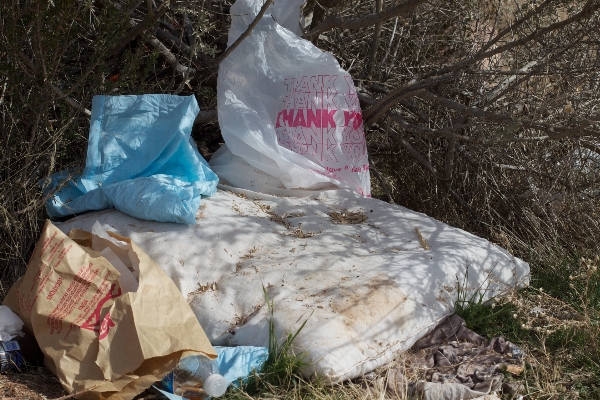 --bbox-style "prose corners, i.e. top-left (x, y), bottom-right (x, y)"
top-left (224, 286), bottom-right (311, 399)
